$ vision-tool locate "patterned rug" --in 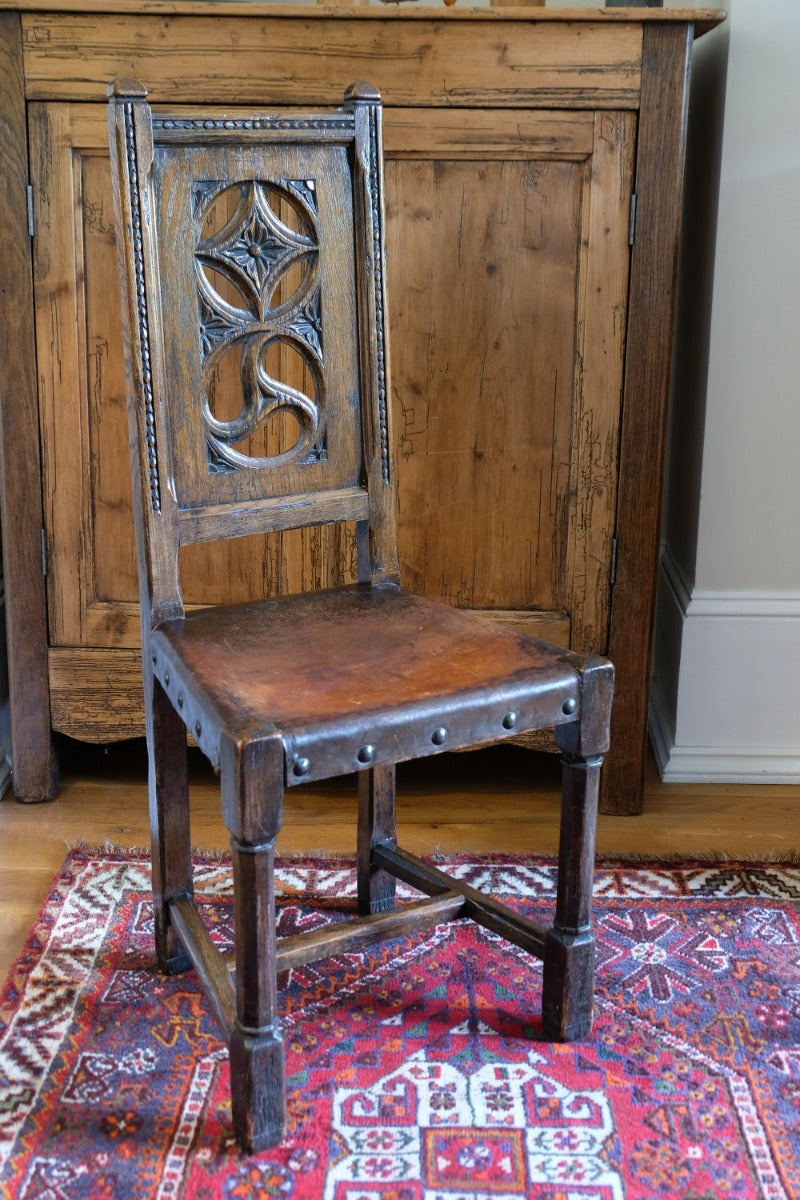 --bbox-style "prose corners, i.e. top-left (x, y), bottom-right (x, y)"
top-left (1, 851), bottom-right (799, 1199)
